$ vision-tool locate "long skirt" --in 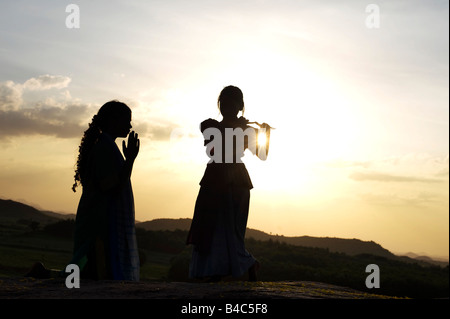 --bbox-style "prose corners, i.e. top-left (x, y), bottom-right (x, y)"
top-left (187, 185), bottom-right (256, 279)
